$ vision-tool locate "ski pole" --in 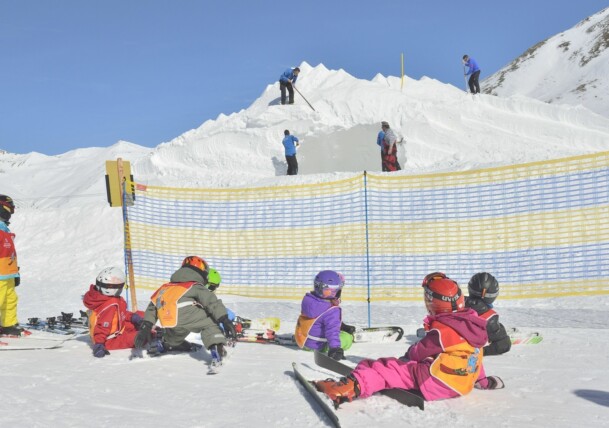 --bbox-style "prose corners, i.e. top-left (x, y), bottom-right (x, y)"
top-left (463, 65), bottom-right (469, 93)
top-left (293, 86), bottom-right (316, 111)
